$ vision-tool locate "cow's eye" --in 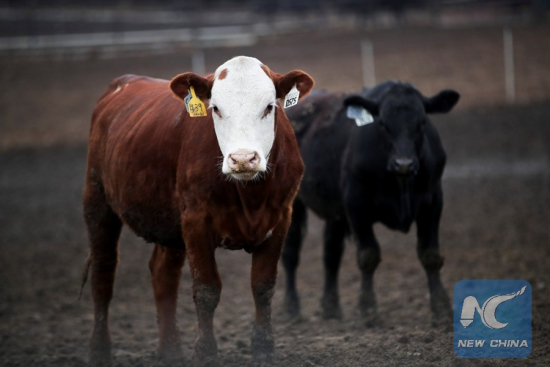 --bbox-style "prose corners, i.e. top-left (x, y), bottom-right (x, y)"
top-left (263, 104), bottom-right (274, 118)
top-left (212, 105), bottom-right (222, 118)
